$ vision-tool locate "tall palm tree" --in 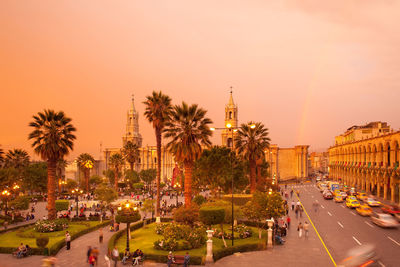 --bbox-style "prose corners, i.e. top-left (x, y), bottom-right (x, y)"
top-left (4, 149), bottom-right (30, 169)
top-left (122, 141), bottom-right (140, 171)
top-left (0, 145), bottom-right (4, 167)
top-left (28, 110), bottom-right (76, 220)
top-left (143, 91), bottom-right (172, 216)
top-left (77, 153), bottom-right (95, 192)
top-left (56, 158), bottom-right (67, 192)
top-left (235, 122), bottom-right (270, 193)
top-left (109, 153), bottom-right (124, 190)
top-left (164, 102), bottom-right (213, 207)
